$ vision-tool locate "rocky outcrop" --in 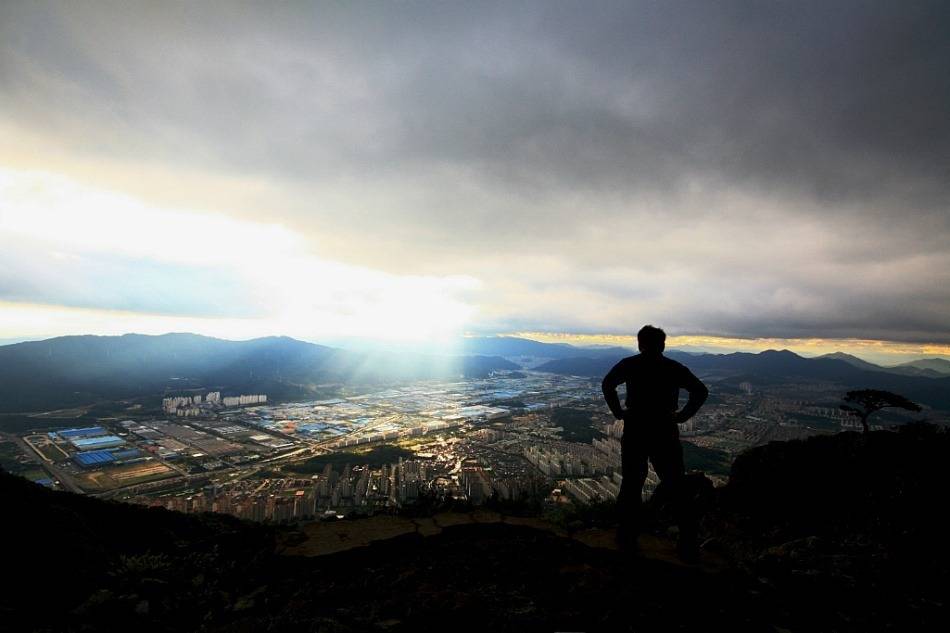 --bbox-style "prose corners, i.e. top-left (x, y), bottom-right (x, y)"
top-left (704, 423), bottom-right (950, 631)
